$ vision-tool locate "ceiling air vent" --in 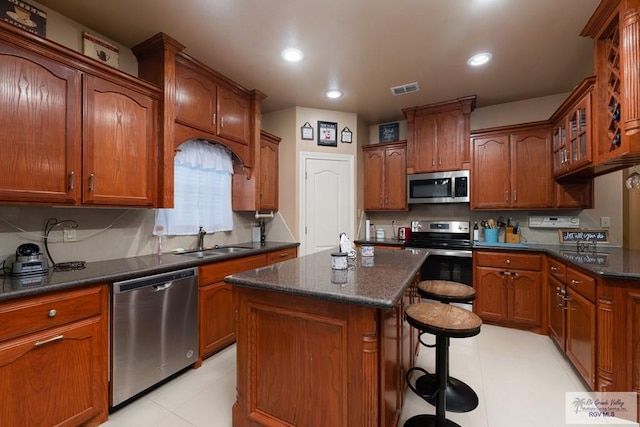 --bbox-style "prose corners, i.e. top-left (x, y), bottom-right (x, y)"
top-left (390, 82), bottom-right (420, 96)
